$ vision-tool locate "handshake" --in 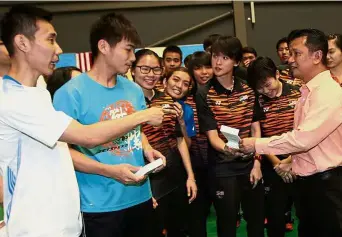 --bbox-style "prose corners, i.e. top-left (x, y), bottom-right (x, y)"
top-left (224, 137), bottom-right (296, 183)
top-left (223, 137), bottom-right (257, 158)
top-left (220, 126), bottom-right (257, 158)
